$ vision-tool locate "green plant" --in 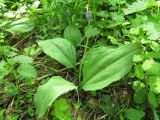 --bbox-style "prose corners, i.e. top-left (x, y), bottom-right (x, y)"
top-left (1, 0), bottom-right (160, 119)
top-left (35, 36), bottom-right (142, 118)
